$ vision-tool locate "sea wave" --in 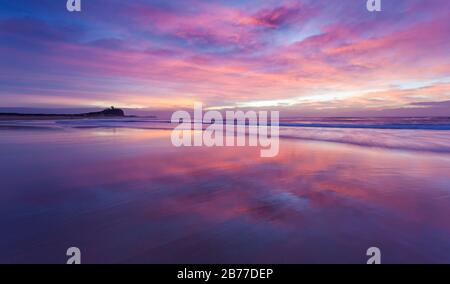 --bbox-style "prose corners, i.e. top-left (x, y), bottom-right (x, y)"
top-left (279, 127), bottom-right (450, 153)
top-left (54, 118), bottom-right (450, 154)
top-left (3, 117), bottom-right (450, 153)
